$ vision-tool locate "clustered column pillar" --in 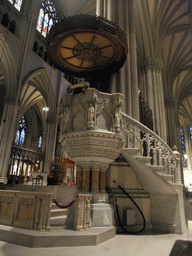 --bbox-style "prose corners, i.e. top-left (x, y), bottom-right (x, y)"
top-left (140, 58), bottom-right (167, 141)
top-left (165, 98), bottom-right (177, 148)
top-left (0, 98), bottom-right (18, 183)
top-left (43, 118), bottom-right (58, 173)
